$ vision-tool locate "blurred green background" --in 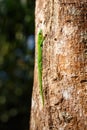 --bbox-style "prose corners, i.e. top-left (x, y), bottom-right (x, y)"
top-left (0, 0), bottom-right (35, 130)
